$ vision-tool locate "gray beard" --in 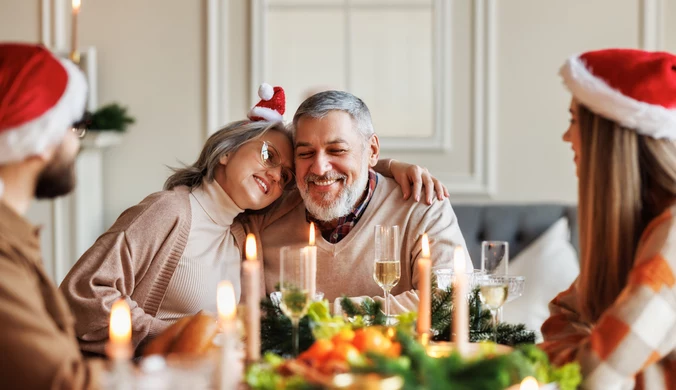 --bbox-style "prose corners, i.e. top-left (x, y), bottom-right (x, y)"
top-left (300, 162), bottom-right (370, 222)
